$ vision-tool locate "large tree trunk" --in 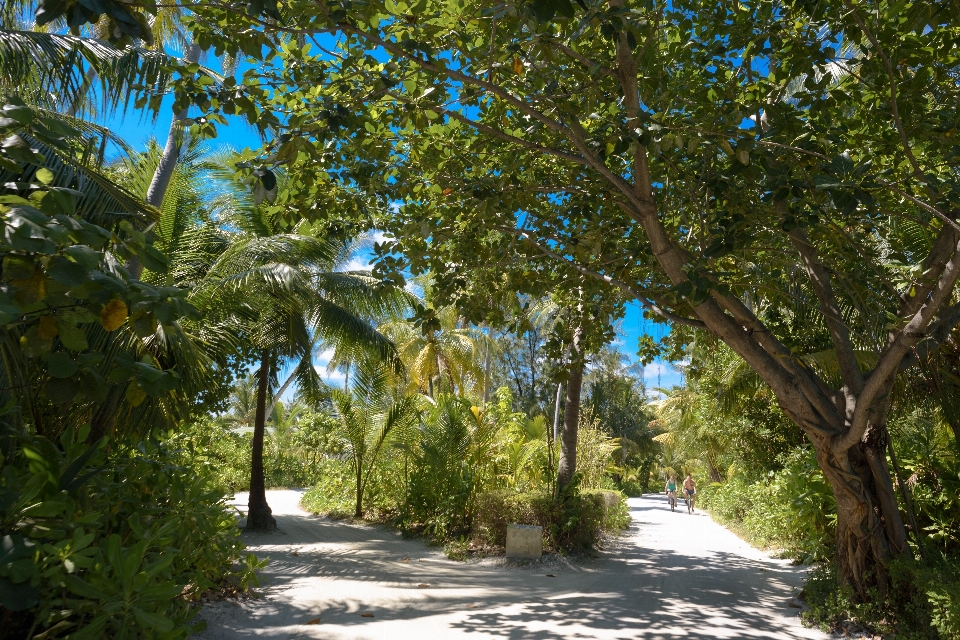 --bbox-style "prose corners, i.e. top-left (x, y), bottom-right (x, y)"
top-left (804, 418), bottom-right (907, 596)
top-left (557, 325), bottom-right (584, 490)
top-left (246, 351), bottom-right (276, 532)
